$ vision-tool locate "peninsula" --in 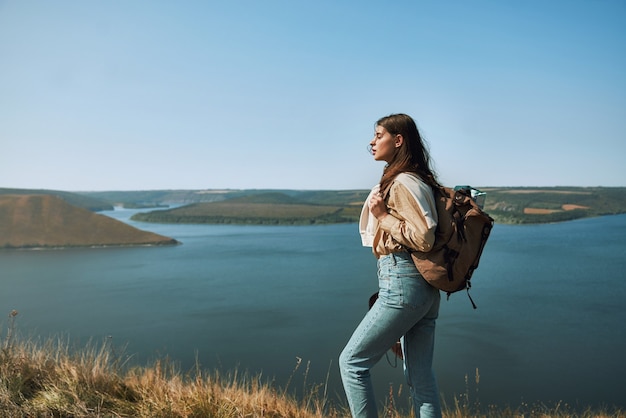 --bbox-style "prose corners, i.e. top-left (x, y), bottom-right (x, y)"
top-left (0, 194), bottom-right (179, 249)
